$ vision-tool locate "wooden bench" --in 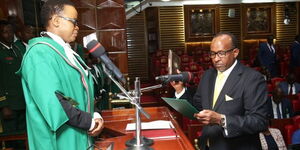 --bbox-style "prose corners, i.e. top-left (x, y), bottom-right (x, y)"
top-left (0, 132), bottom-right (28, 150)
